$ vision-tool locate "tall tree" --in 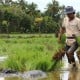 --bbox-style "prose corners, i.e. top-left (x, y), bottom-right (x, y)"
top-left (18, 0), bottom-right (27, 9)
top-left (45, 0), bottom-right (63, 22)
top-left (5, 0), bottom-right (12, 5)
top-left (76, 12), bottom-right (80, 18)
top-left (0, 0), bottom-right (4, 4)
top-left (27, 2), bottom-right (37, 17)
